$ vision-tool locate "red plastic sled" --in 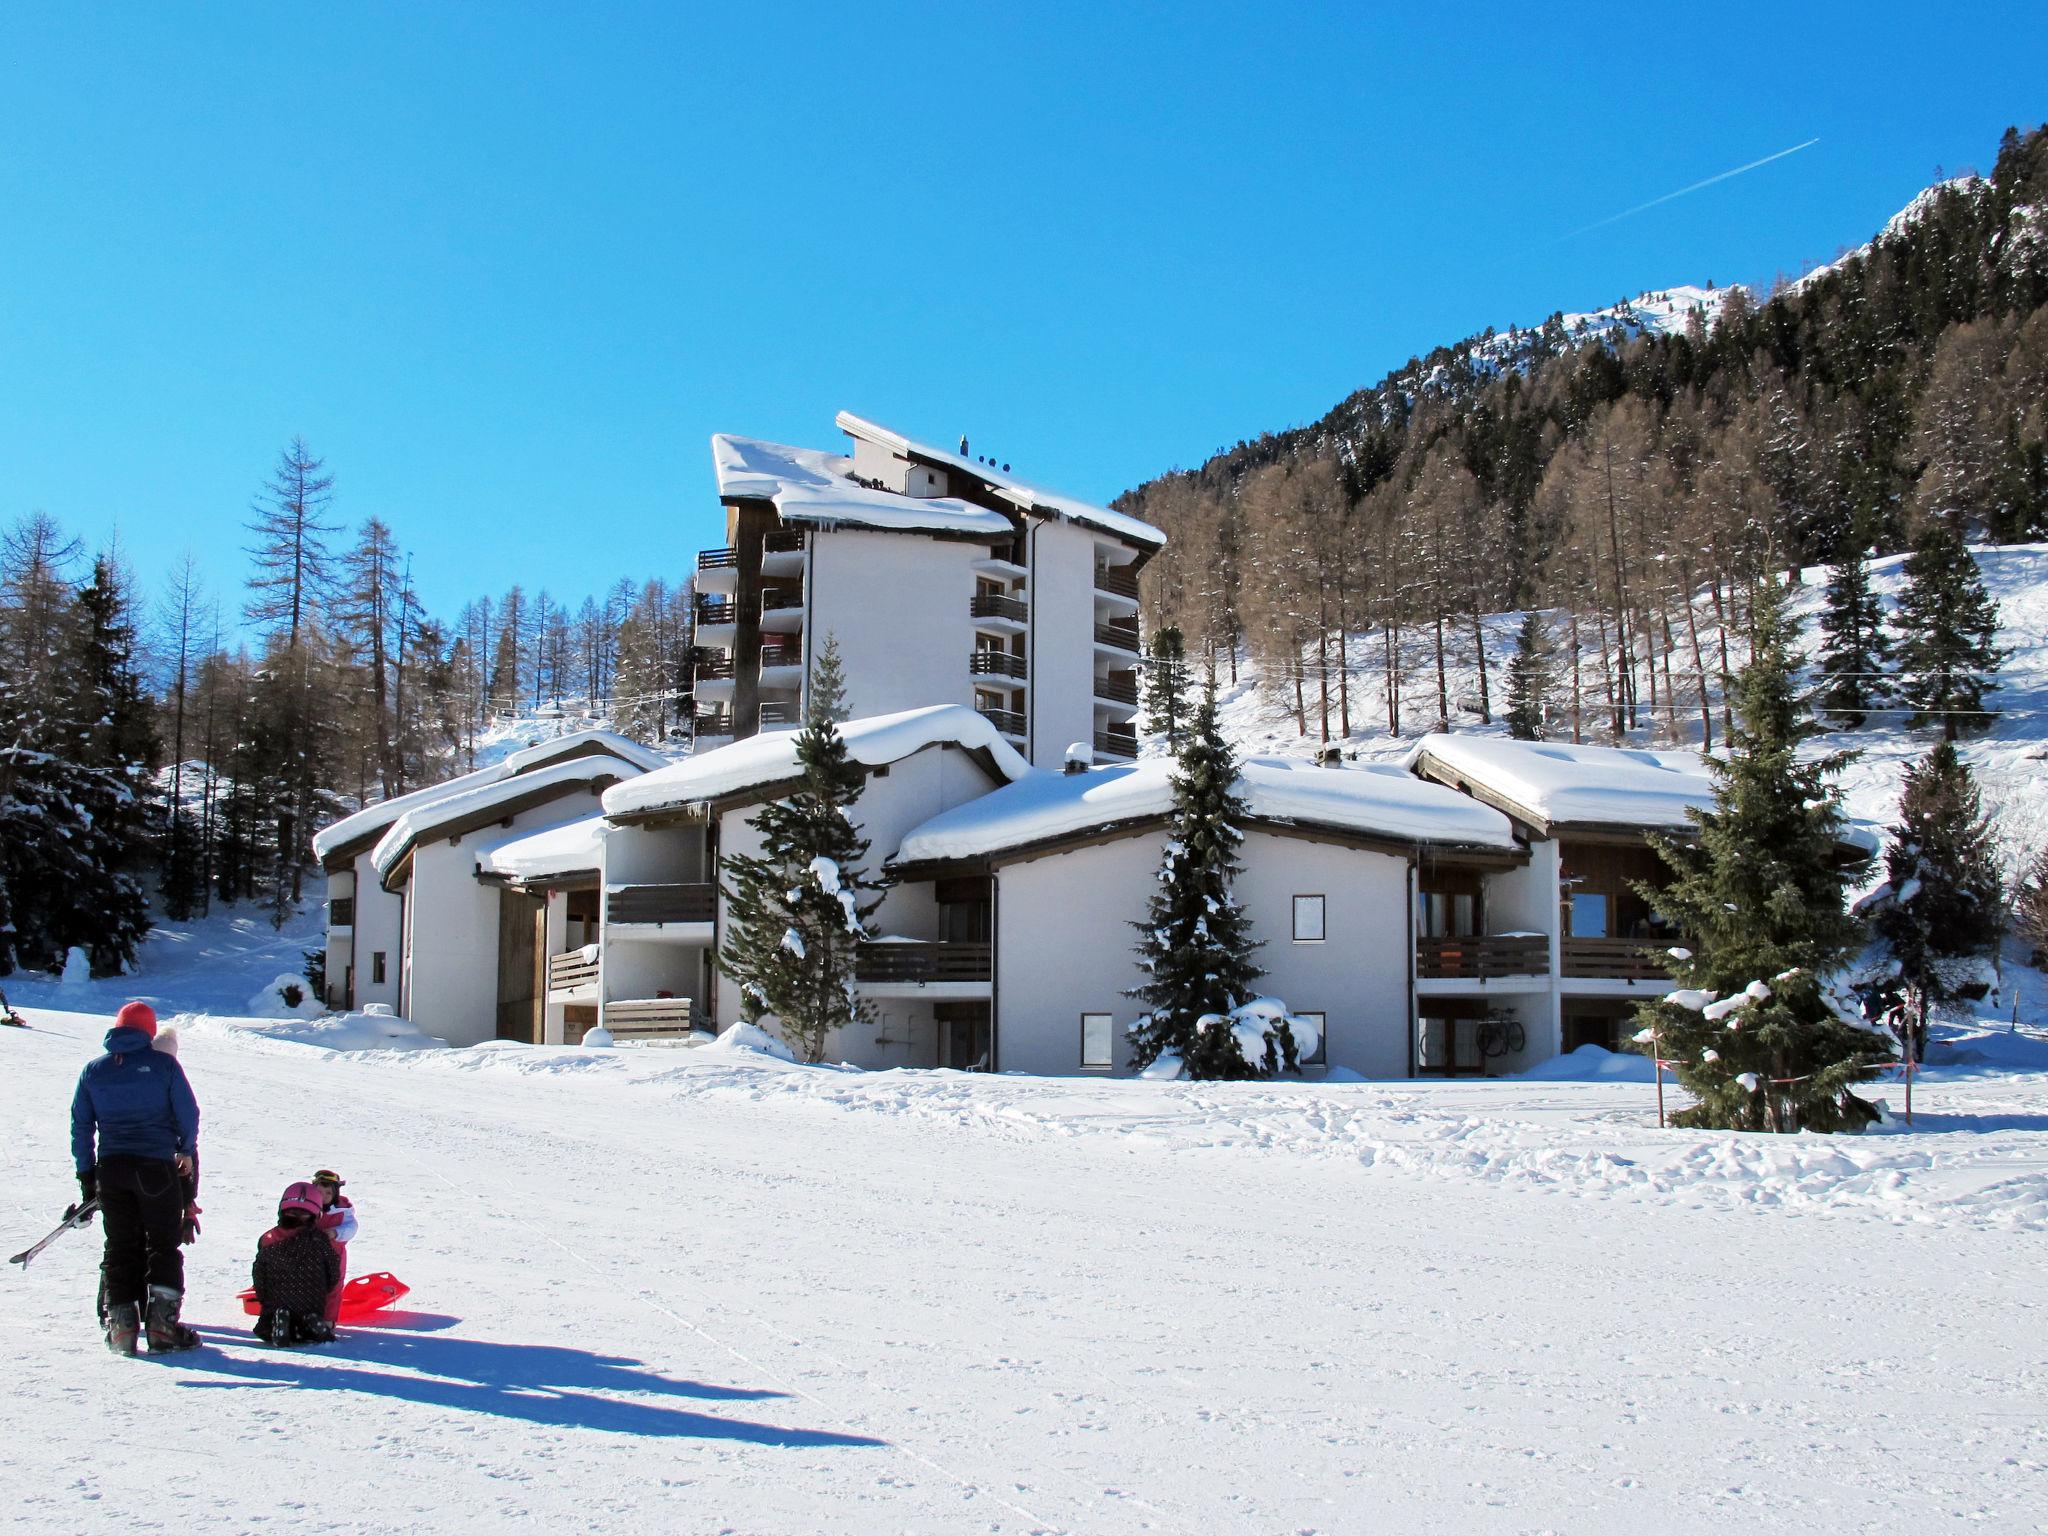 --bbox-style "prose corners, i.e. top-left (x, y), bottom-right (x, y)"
top-left (239, 1271), bottom-right (410, 1322)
